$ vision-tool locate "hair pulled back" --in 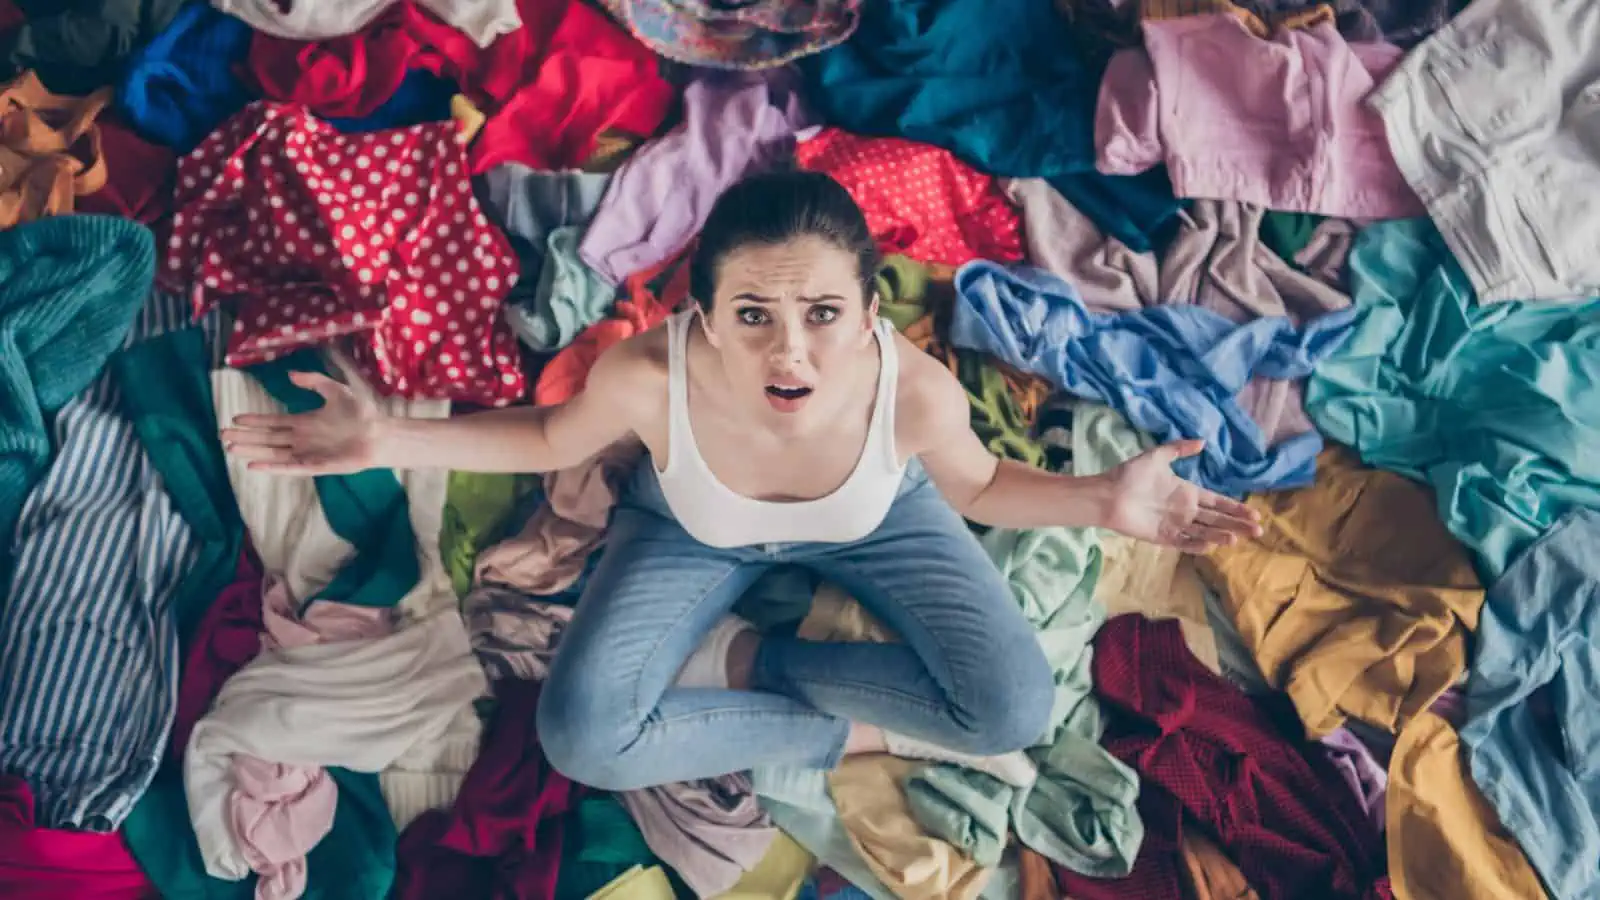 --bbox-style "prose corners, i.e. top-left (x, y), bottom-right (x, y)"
top-left (689, 170), bottom-right (880, 311)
